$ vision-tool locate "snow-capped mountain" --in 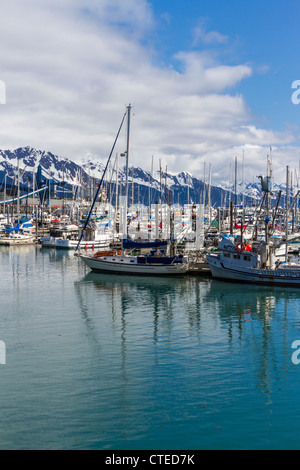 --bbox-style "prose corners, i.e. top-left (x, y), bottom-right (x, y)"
top-left (0, 146), bottom-right (288, 207)
top-left (0, 147), bottom-right (85, 186)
